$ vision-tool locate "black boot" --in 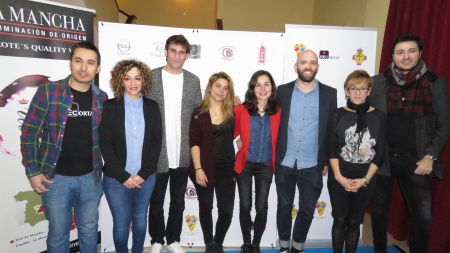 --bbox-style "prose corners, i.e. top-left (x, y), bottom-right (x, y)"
top-left (205, 242), bottom-right (215, 253)
top-left (214, 242), bottom-right (224, 253)
top-left (252, 244), bottom-right (260, 253)
top-left (240, 243), bottom-right (252, 253)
